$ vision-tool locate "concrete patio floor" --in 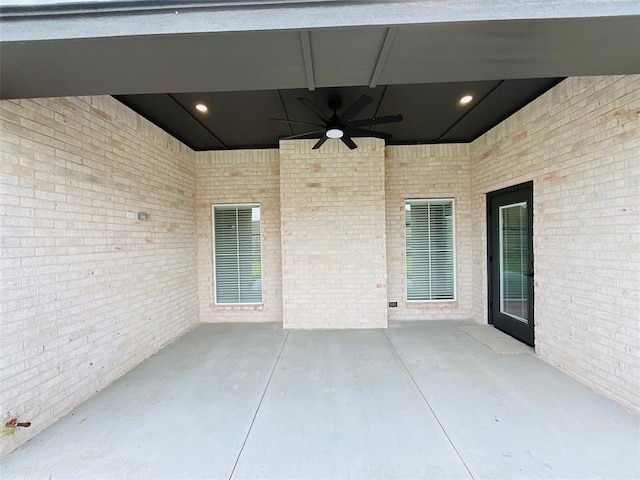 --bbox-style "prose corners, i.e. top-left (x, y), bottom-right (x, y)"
top-left (2, 322), bottom-right (638, 480)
